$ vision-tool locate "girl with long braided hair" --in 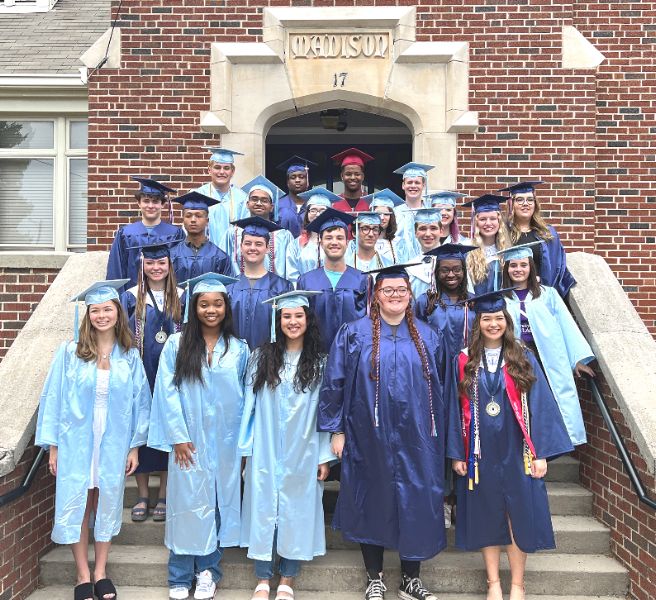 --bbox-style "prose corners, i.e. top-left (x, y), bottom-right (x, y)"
top-left (319, 264), bottom-right (448, 600)
top-left (447, 289), bottom-right (573, 600)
